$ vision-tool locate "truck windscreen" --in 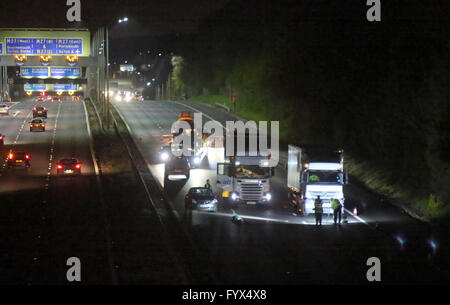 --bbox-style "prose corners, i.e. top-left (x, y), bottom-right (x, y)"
top-left (307, 171), bottom-right (342, 184)
top-left (234, 165), bottom-right (270, 179)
